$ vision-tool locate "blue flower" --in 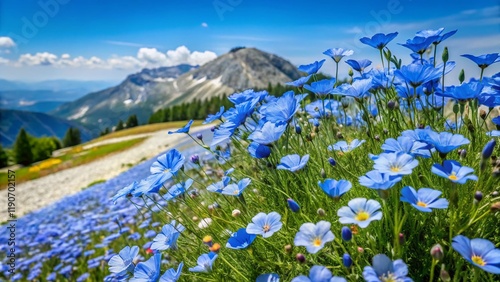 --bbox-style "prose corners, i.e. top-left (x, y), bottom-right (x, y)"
top-left (112, 181), bottom-right (138, 203)
top-left (381, 136), bottom-right (431, 158)
top-left (257, 273), bottom-right (280, 282)
top-left (400, 186), bottom-right (449, 212)
top-left (435, 81), bottom-right (484, 102)
top-left (487, 130), bottom-right (500, 137)
top-left (108, 246), bottom-right (139, 275)
top-left (358, 170), bottom-right (402, 190)
top-left (168, 120), bottom-right (194, 134)
top-left (345, 59), bottom-right (372, 73)
top-left (287, 75), bottom-right (313, 88)
top-left (461, 53), bottom-right (500, 69)
top-left (277, 154), bottom-right (310, 172)
top-left (337, 198), bottom-right (382, 228)
top-left (328, 139), bottom-right (365, 152)
top-left (165, 179), bottom-right (194, 200)
top-left (220, 178), bottom-right (251, 196)
top-left (131, 252), bottom-right (162, 281)
top-left (292, 265), bottom-right (347, 282)
top-left (416, 28), bottom-right (457, 44)
top-left (305, 99), bottom-right (339, 118)
top-left (341, 226), bottom-right (352, 241)
top-left (150, 220), bottom-right (185, 251)
top-left (248, 122), bottom-right (287, 145)
top-left (226, 228), bottom-right (257, 249)
top-left (482, 139), bottom-right (496, 159)
top-left (362, 254), bottom-right (413, 282)
top-left (360, 32), bottom-right (398, 49)
top-left (395, 64), bottom-right (443, 88)
top-left (423, 131), bottom-right (469, 154)
top-left (298, 59), bottom-right (326, 75)
top-left (431, 160), bottom-right (478, 184)
top-left (287, 198), bottom-right (301, 212)
top-left (318, 179), bottom-right (352, 198)
top-left (229, 89), bottom-right (268, 105)
top-left (304, 79), bottom-right (336, 96)
top-left (189, 252), bottom-right (218, 273)
top-left (343, 254), bottom-right (353, 268)
top-left (260, 91), bottom-right (307, 124)
top-left (323, 48), bottom-right (354, 63)
top-left (207, 176), bottom-right (231, 193)
top-left (294, 221), bottom-right (335, 254)
top-left (333, 78), bottom-right (373, 99)
top-left (399, 36), bottom-right (438, 54)
top-left (160, 262), bottom-right (183, 282)
top-left (246, 212), bottom-right (282, 238)
top-left (203, 106), bottom-right (225, 124)
top-left (373, 152), bottom-right (419, 176)
top-left (452, 235), bottom-right (500, 274)
top-left (150, 149), bottom-right (185, 179)
top-left (248, 142), bottom-right (272, 159)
